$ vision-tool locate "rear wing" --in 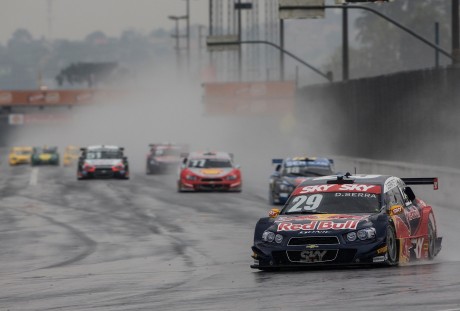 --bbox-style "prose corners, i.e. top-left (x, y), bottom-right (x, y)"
top-left (402, 177), bottom-right (438, 190)
top-left (272, 159), bottom-right (283, 165)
